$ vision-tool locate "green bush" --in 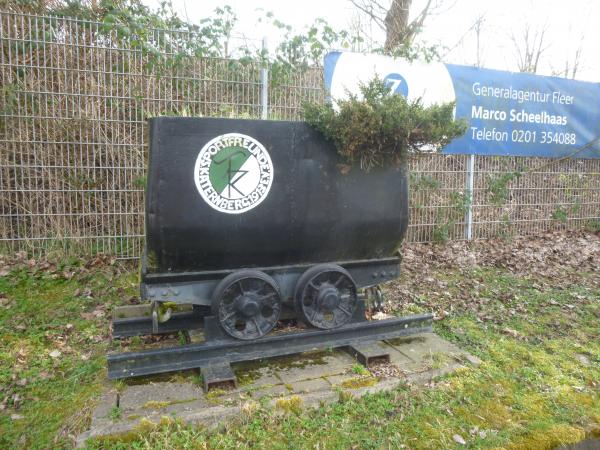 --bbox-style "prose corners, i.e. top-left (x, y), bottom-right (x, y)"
top-left (303, 77), bottom-right (466, 171)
